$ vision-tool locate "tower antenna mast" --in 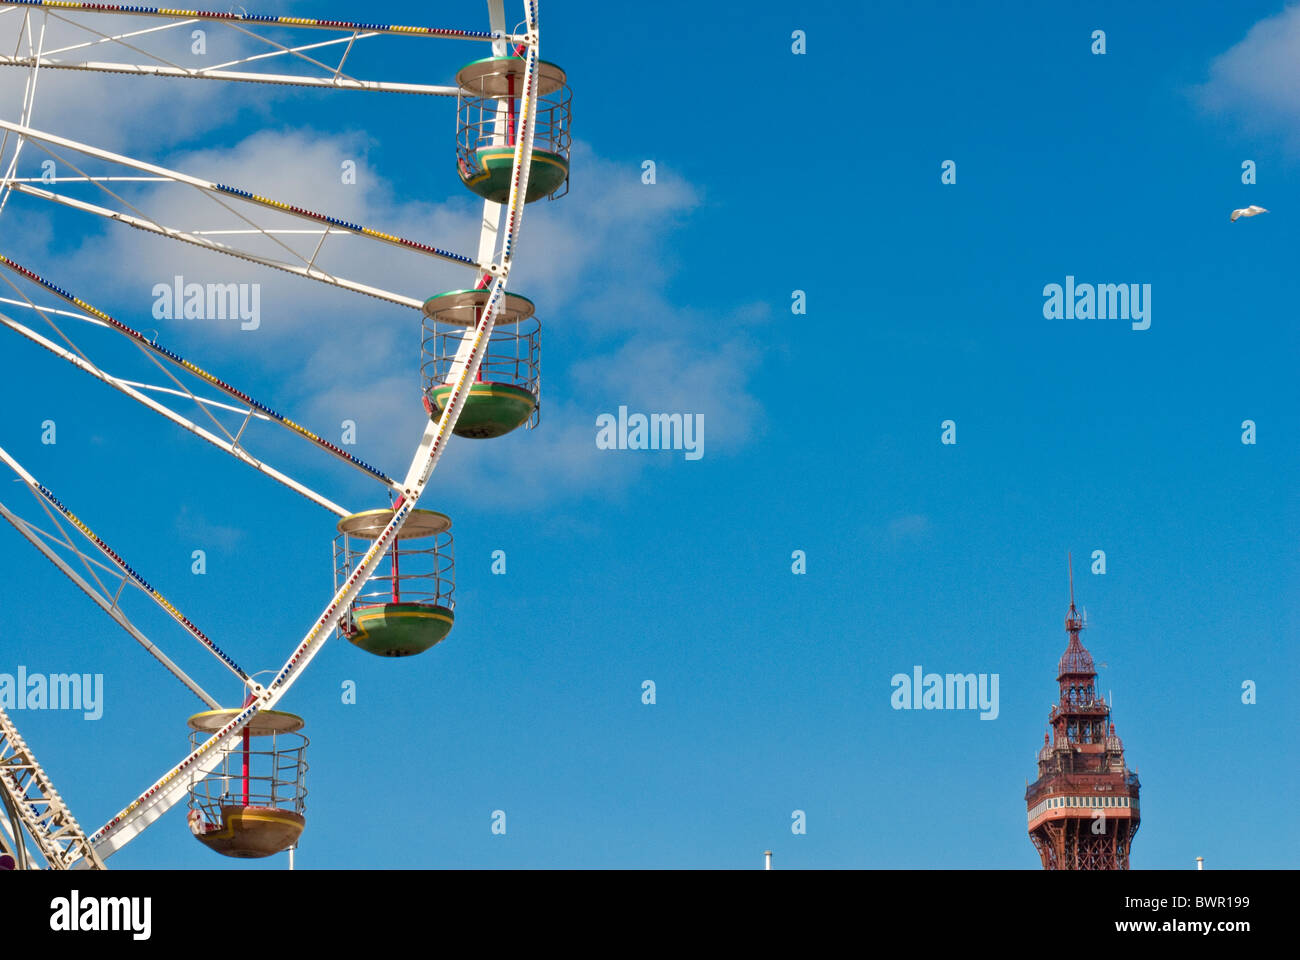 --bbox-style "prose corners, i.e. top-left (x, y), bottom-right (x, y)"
top-left (1065, 552), bottom-right (1083, 634)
